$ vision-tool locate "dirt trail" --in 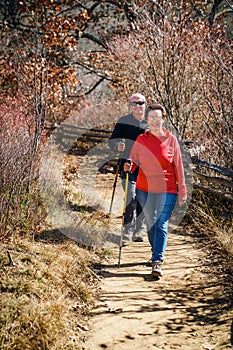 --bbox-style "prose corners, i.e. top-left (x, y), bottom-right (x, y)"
top-left (82, 219), bottom-right (232, 350)
top-left (64, 154), bottom-right (232, 350)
